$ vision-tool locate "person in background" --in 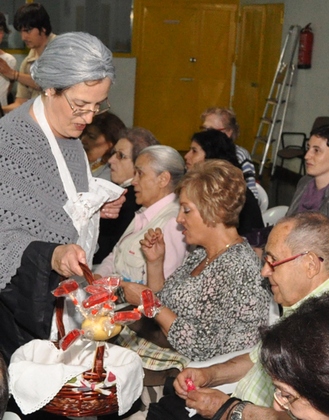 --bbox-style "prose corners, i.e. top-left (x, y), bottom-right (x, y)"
top-left (0, 12), bottom-right (16, 108)
top-left (200, 107), bottom-right (258, 199)
top-left (94, 145), bottom-right (187, 284)
top-left (81, 111), bottom-right (126, 181)
top-left (0, 352), bottom-right (8, 419)
top-left (1, 3), bottom-right (56, 113)
top-left (121, 159), bottom-right (270, 362)
top-left (93, 127), bottom-right (159, 264)
top-left (157, 212), bottom-right (329, 420)
top-left (184, 129), bottom-right (264, 238)
top-left (260, 293), bottom-right (329, 420)
top-left (287, 124), bottom-right (329, 217)
top-left (0, 32), bottom-right (125, 368)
